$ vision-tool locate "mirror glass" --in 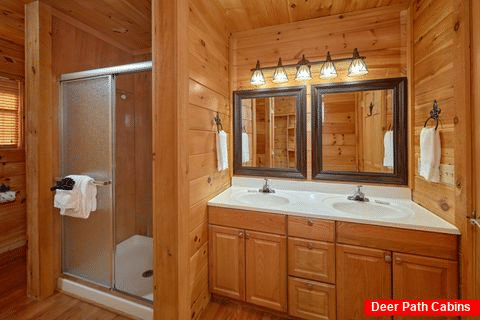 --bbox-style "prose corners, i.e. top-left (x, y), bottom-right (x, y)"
top-left (312, 78), bottom-right (407, 185)
top-left (241, 96), bottom-right (297, 169)
top-left (321, 89), bottom-right (394, 173)
top-left (234, 86), bottom-right (307, 179)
